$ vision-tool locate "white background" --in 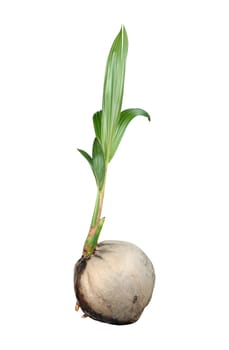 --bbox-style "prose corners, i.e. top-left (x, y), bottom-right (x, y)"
top-left (0, 0), bottom-right (228, 349)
